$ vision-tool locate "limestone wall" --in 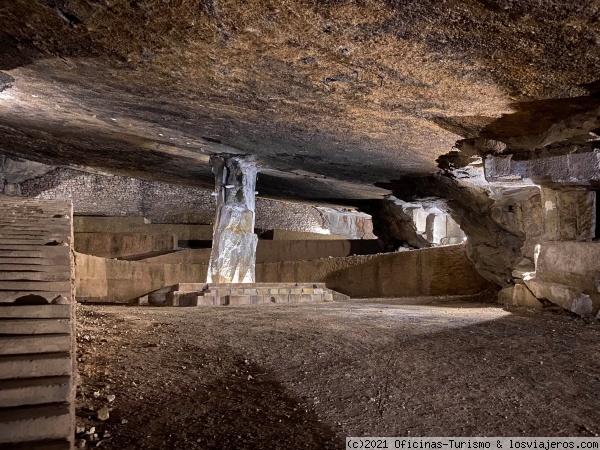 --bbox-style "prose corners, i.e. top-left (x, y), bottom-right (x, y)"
top-left (138, 239), bottom-right (383, 264)
top-left (16, 166), bottom-right (374, 237)
top-left (520, 241), bottom-right (600, 317)
top-left (74, 252), bottom-right (208, 303)
top-left (74, 217), bottom-right (213, 240)
top-left (256, 244), bottom-right (491, 297)
top-left (257, 239), bottom-right (382, 263)
top-left (75, 245), bottom-right (491, 302)
top-left (74, 232), bottom-right (177, 258)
